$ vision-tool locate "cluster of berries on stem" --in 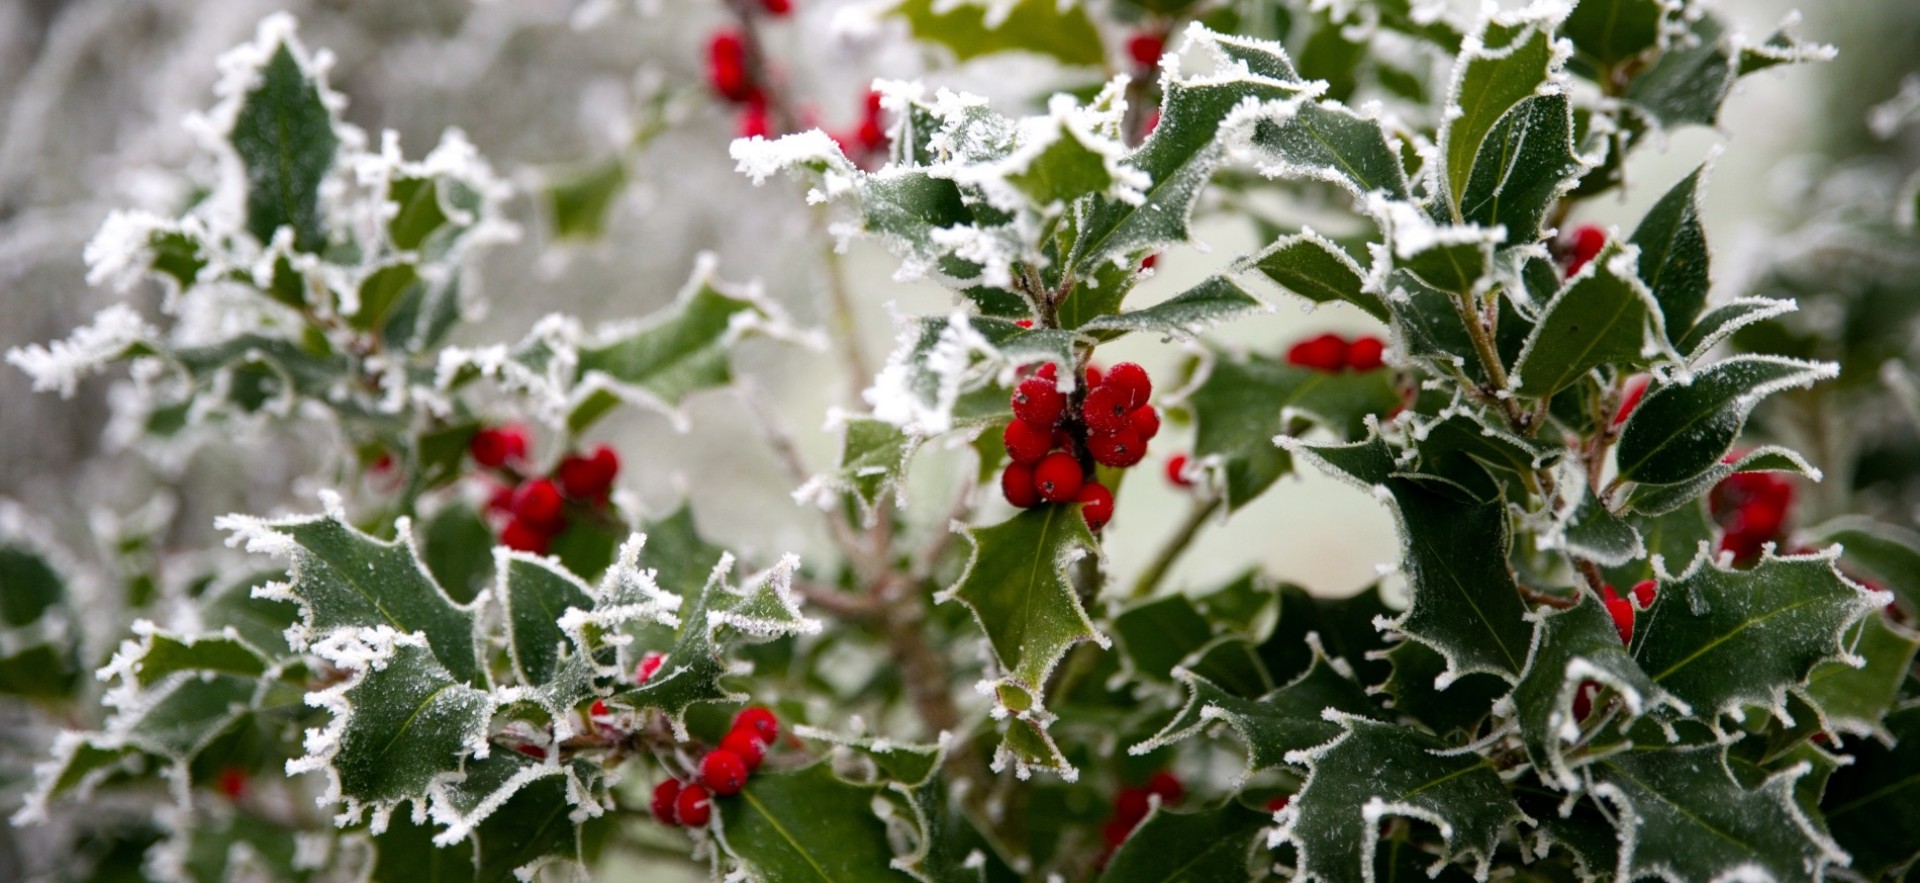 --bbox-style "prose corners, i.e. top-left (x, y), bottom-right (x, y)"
top-left (1001, 361), bottom-right (1160, 531)
top-left (650, 707), bottom-right (781, 828)
top-left (470, 423), bottom-right (620, 555)
top-left (1285, 332), bottom-right (1386, 373)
